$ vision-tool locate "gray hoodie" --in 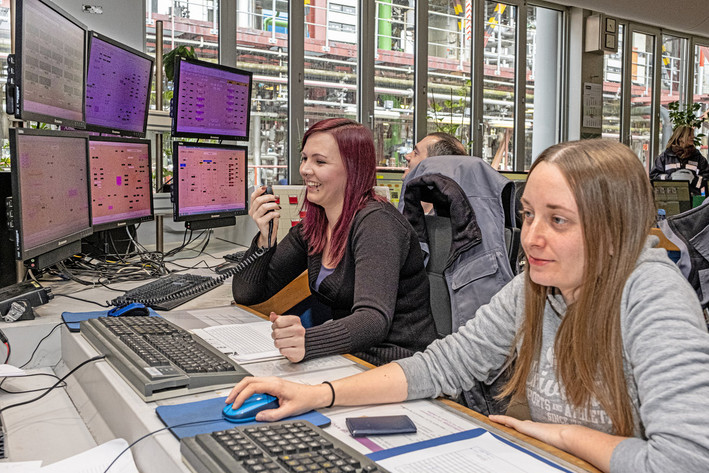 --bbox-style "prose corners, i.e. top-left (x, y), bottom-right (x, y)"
top-left (397, 239), bottom-right (709, 472)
